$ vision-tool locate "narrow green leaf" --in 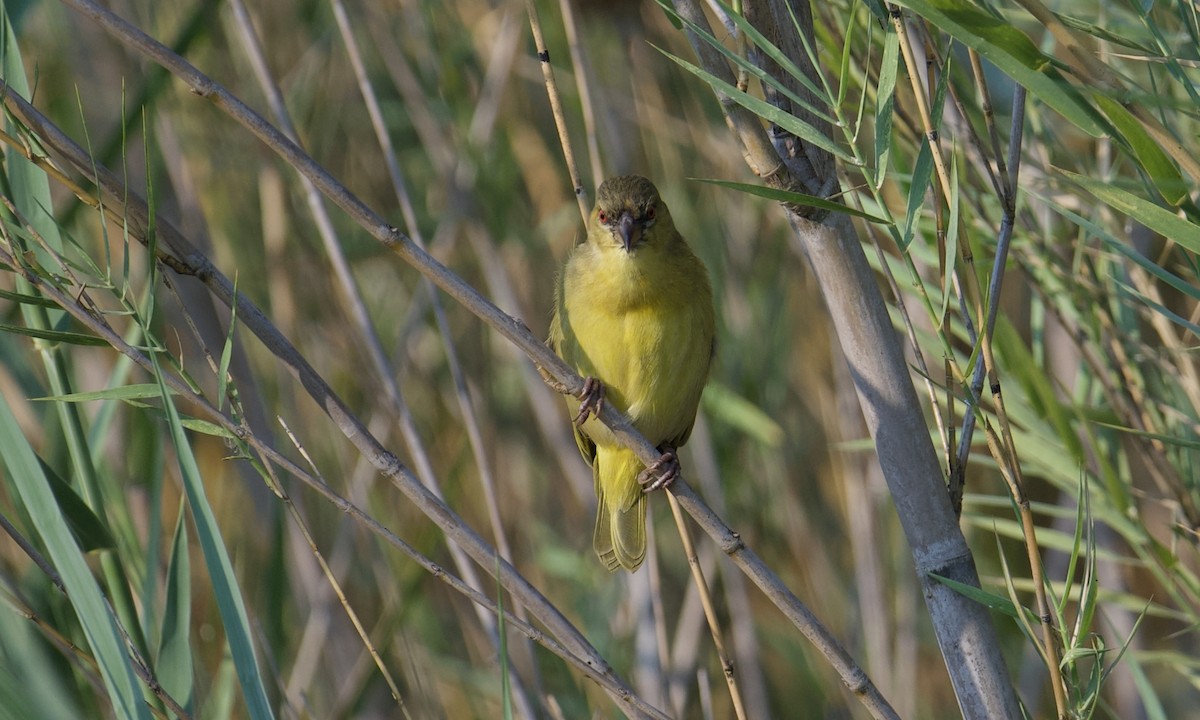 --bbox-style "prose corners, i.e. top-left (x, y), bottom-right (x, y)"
top-left (837, 5), bottom-right (855, 109)
top-left (1055, 12), bottom-right (1154, 53)
top-left (1115, 280), bottom-right (1200, 340)
top-left (658, 47), bottom-right (855, 163)
top-left (157, 503), bottom-right (194, 713)
top-left (1, 9), bottom-right (145, 715)
top-left (0, 323), bottom-right (108, 346)
top-left (39, 458), bottom-right (116, 552)
top-left (217, 274), bottom-right (239, 412)
top-left (1094, 95), bottom-right (1187, 206)
top-left (1074, 518), bottom-right (1100, 654)
top-left (715, 12), bottom-right (835, 125)
top-left (693, 177), bottom-right (891, 224)
top-left (1106, 234), bottom-right (1200, 302)
top-left (177, 417), bottom-right (236, 439)
top-left (35, 384), bottom-right (179, 403)
top-left (1061, 170), bottom-right (1200, 254)
top-left (892, 0), bottom-right (1105, 136)
top-left (0, 395), bottom-right (148, 719)
top-left (0, 607), bottom-right (83, 720)
top-left (2, 15), bottom-right (64, 267)
top-left (901, 139), bottom-right (934, 250)
top-left (874, 27), bottom-right (899, 189)
top-left (939, 150), bottom-right (959, 327)
top-left (0, 286), bottom-right (59, 308)
top-left (1058, 473), bottom-right (1088, 618)
top-left (1036, 190), bottom-right (1200, 302)
top-left (709, 0), bottom-right (831, 106)
top-left (151, 359), bottom-right (274, 719)
top-left (861, 0), bottom-right (889, 26)
top-left (929, 572), bottom-right (1040, 623)
top-left (1091, 420), bottom-right (1200, 451)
